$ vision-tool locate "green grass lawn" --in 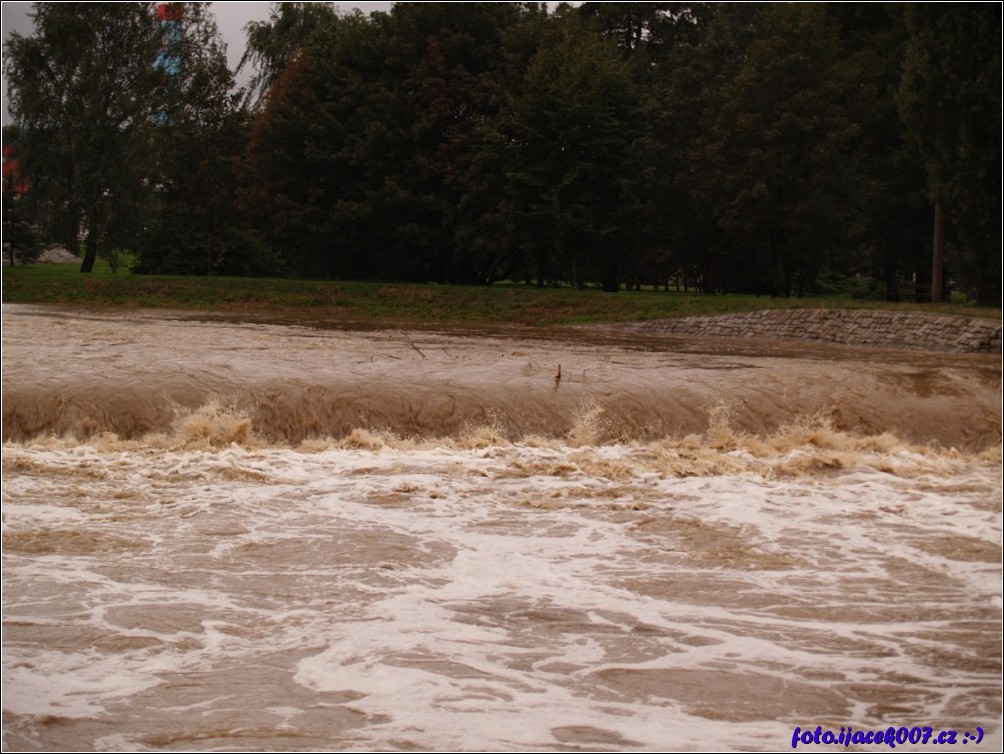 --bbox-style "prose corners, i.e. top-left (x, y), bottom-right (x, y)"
top-left (2, 262), bottom-right (999, 326)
